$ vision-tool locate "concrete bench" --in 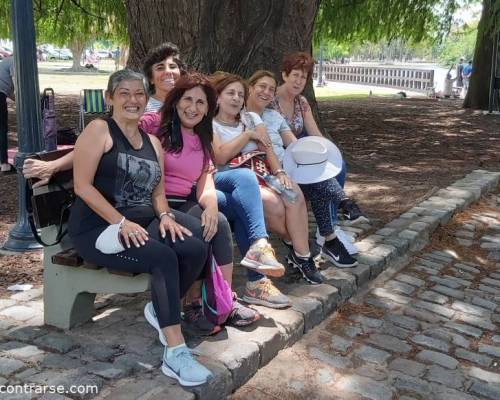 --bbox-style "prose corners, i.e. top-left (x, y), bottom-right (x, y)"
top-left (29, 149), bottom-right (150, 330)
